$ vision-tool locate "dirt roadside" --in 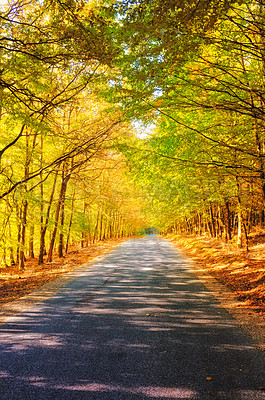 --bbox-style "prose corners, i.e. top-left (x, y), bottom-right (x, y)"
top-left (0, 239), bottom-right (125, 308)
top-left (166, 233), bottom-right (265, 351)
